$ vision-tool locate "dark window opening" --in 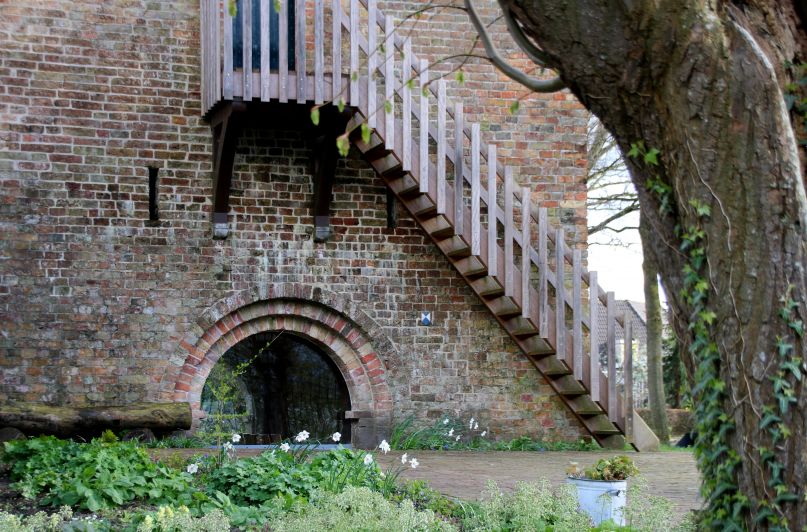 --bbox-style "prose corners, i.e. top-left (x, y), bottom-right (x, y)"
top-left (148, 166), bottom-right (159, 222)
top-left (201, 332), bottom-right (351, 443)
top-left (232, 0), bottom-right (296, 71)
